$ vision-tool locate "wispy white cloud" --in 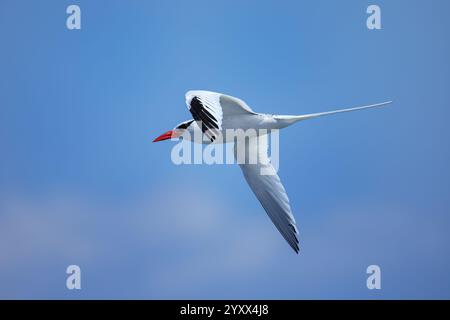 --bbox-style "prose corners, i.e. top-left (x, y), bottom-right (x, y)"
top-left (0, 187), bottom-right (449, 299)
